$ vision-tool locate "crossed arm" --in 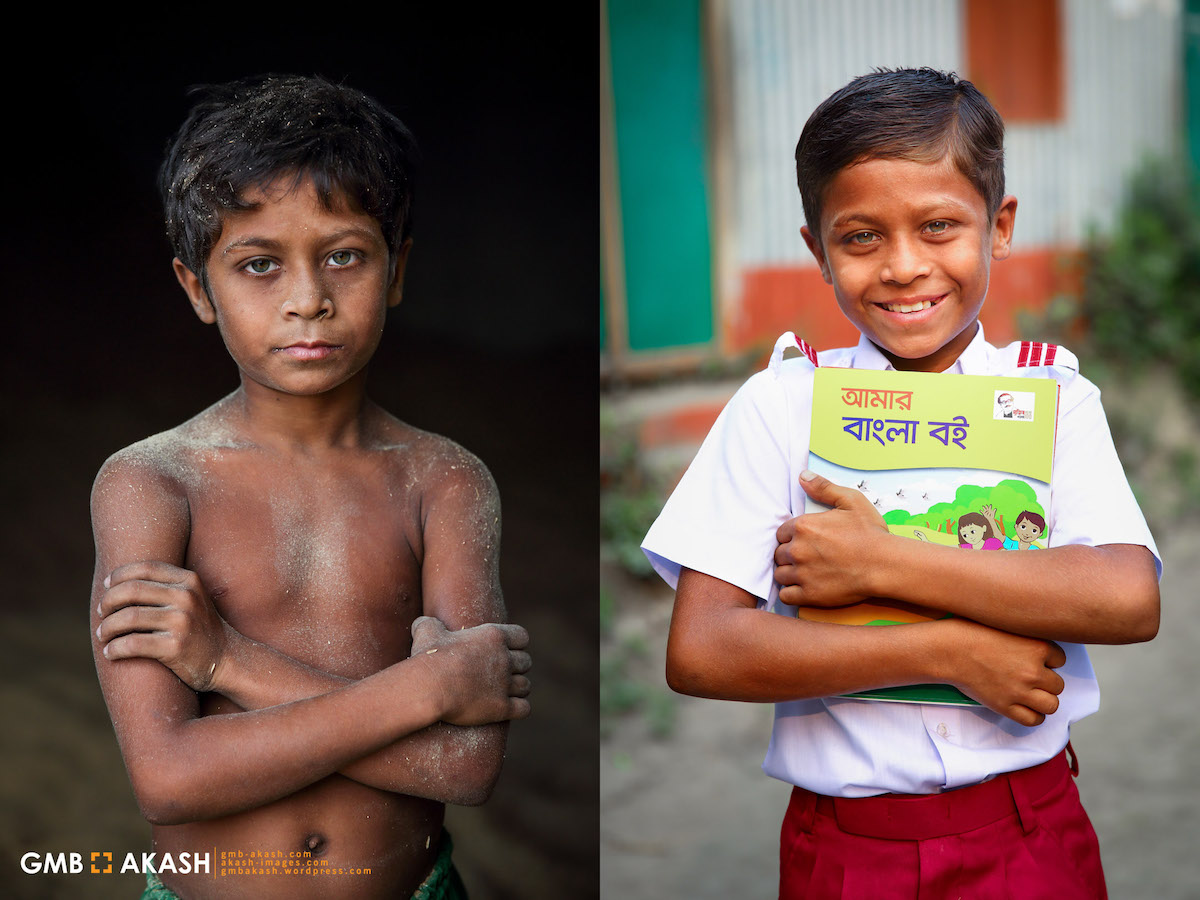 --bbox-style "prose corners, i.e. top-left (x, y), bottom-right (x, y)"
top-left (92, 452), bottom-right (530, 824)
top-left (667, 471), bottom-right (1159, 726)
